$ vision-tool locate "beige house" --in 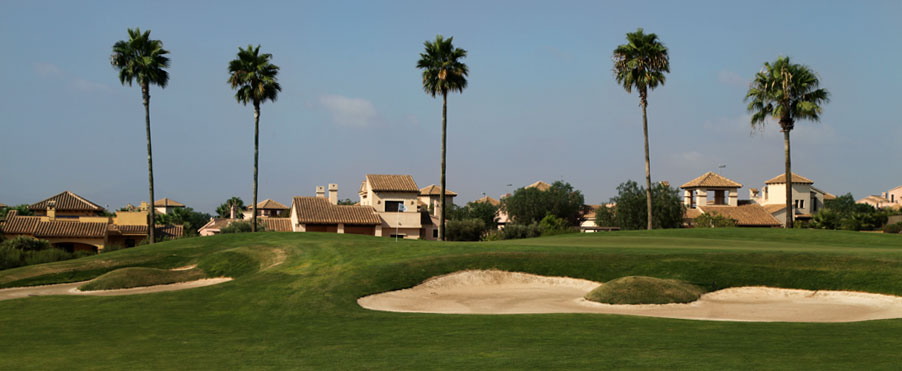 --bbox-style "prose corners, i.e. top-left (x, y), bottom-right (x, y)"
top-left (244, 199), bottom-right (289, 219)
top-left (290, 196), bottom-right (382, 235)
top-left (418, 184), bottom-right (457, 217)
top-left (857, 186), bottom-right (902, 209)
top-left (681, 173), bottom-right (781, 228)
top-left (750, 173), bottom-right (829, 225)
top-left (1, 191), bottom-right (182, 251)
top-left (153, 198), bottom-right (185, 215)
top-left (358, 174), bottom-right (423, 239)
top-left (197, 216), bottom-right (291, 236)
